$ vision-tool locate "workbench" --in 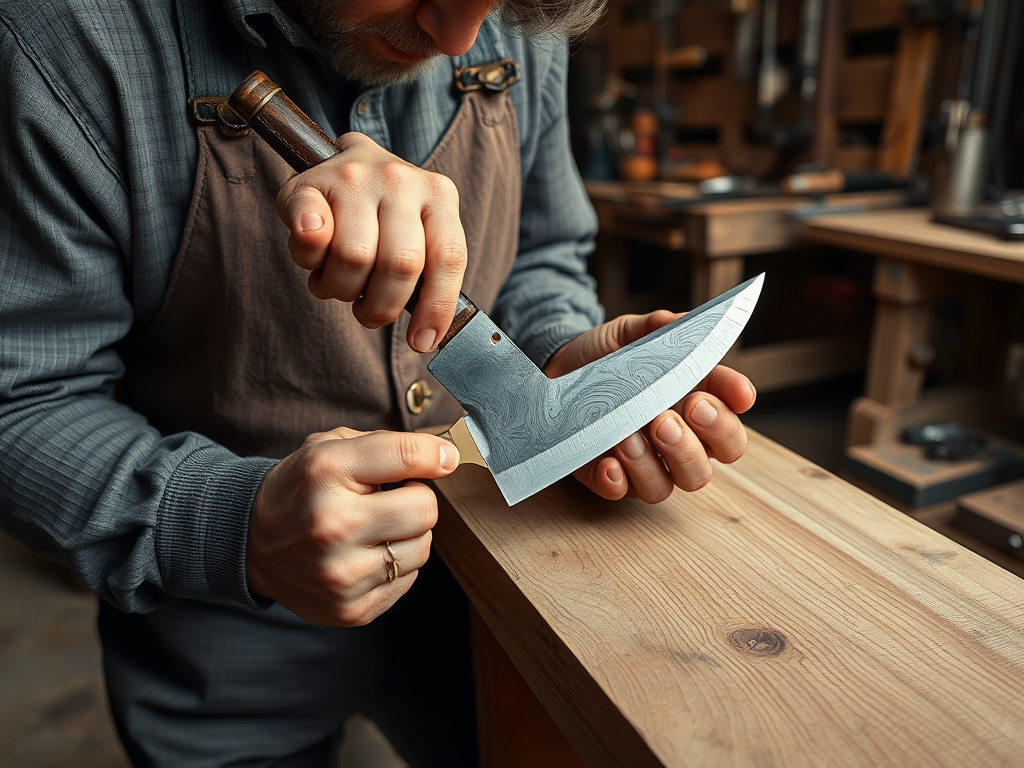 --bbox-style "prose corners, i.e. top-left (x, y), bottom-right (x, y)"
top-left (432, 428), bottom-right (1024, 767)
top-left (802, 207), bottom-right (1024, 446)
top-left (802, 207), bottom-right (1024, 576)
top-left (586, 180), bottom-right (908, 392)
